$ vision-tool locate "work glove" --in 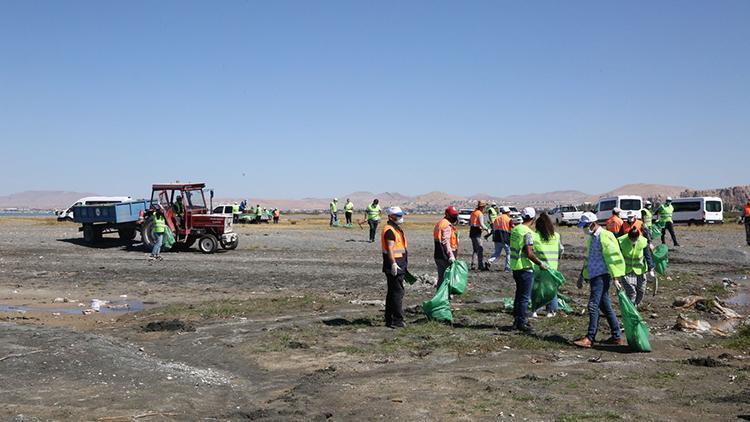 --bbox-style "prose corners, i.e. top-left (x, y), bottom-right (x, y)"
top-left (449, 257), bottom-right (456, 264)
top-left (390, 262), bottom-right (401, 276)
top-left (649, 269), bottom-right (655, 278)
